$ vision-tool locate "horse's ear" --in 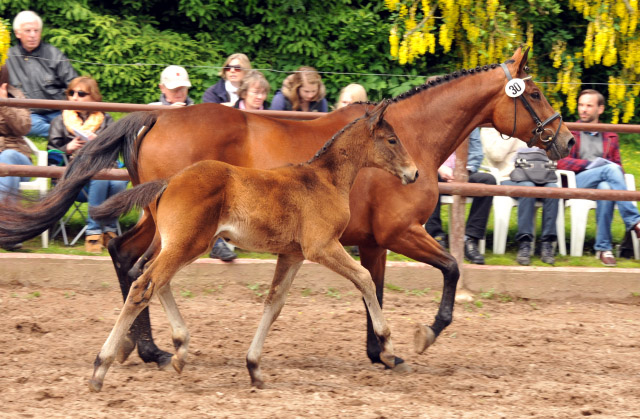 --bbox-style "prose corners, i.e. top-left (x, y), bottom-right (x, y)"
top-left (516, 45), bottom-right (530, 75)
top-left (368, 99), bottom-right (390, 129)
